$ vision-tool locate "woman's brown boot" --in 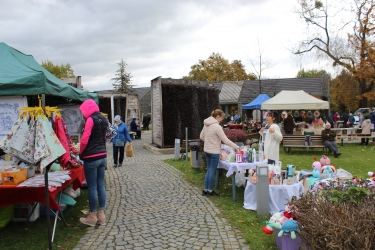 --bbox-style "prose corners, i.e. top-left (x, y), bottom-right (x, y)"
top-left (79, 211), bottom-right (98, 227)
top-left (97, 210), bottom-right (106, 225)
